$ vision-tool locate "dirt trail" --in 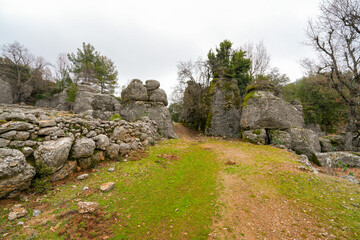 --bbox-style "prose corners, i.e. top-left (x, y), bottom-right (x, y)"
top-left (174, 124), bottom-right (330, 240)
